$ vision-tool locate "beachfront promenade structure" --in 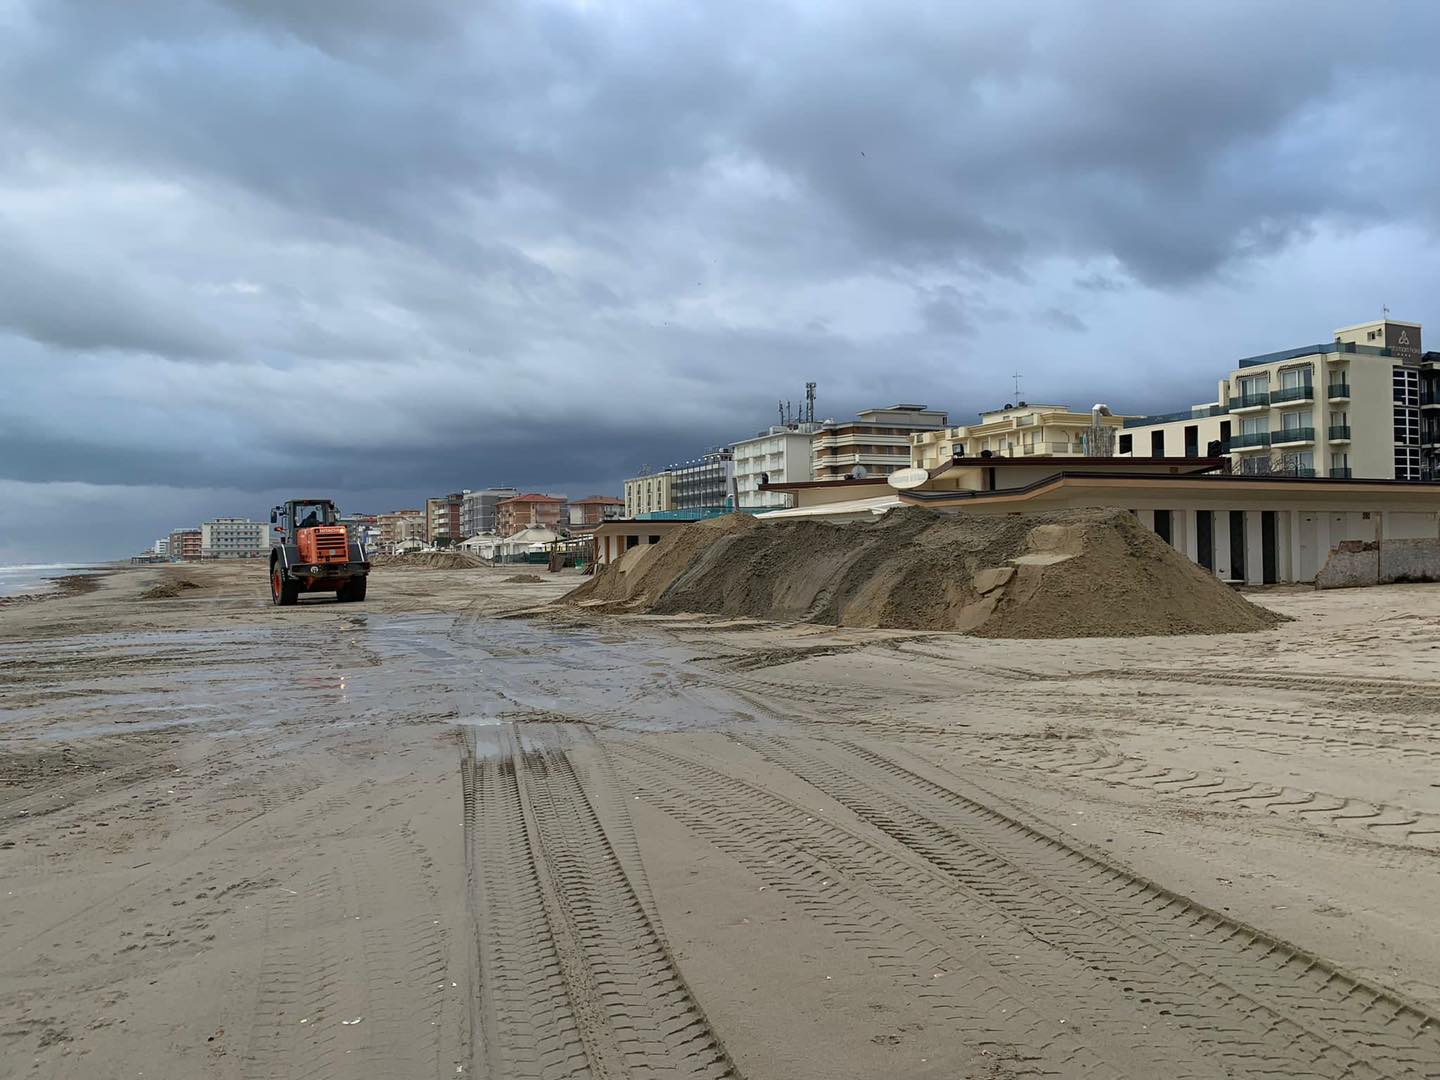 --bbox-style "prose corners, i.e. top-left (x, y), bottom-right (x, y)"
top-left (757, 456), bottom-right (1440, 586)
top-left (813, 405), bottom-right (949, 481)
top-left (1118, 318), bottom-right (1437, 481)
top-left (912, 403), bottom-right (1125, 470)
